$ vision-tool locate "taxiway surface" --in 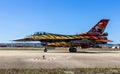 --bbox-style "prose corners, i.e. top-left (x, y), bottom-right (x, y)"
top-left (0, 48), bottom-right (120, 69)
